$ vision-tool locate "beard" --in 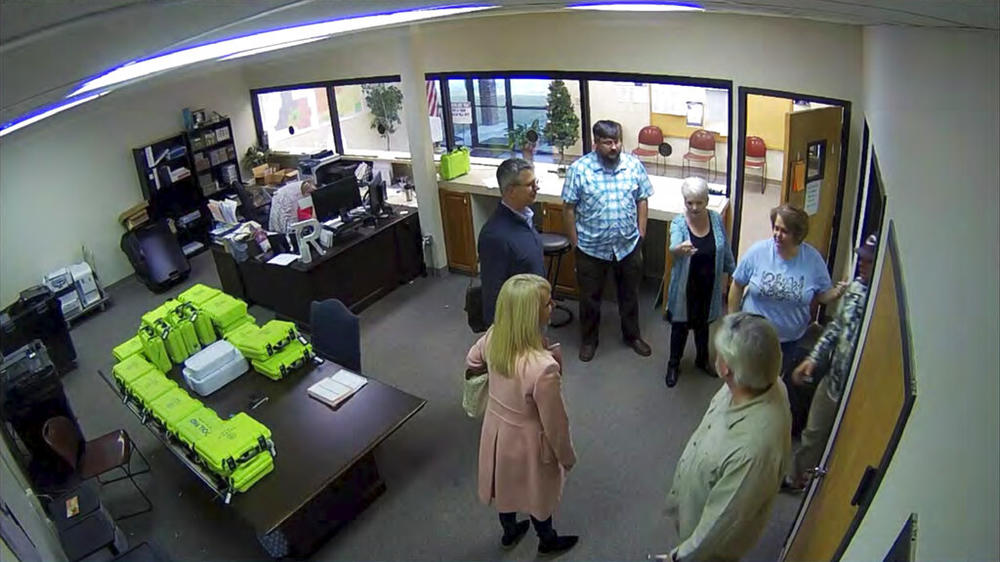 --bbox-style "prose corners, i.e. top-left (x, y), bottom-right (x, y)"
top-left (598, 151), bottom-right (620, 167)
